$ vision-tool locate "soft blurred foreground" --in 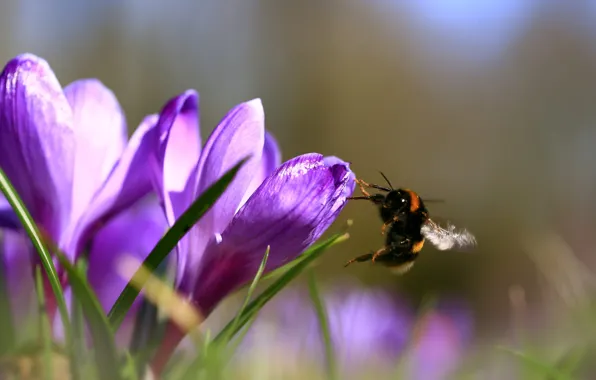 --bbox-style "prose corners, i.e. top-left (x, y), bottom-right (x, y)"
top-left (2, 1), bottom-right (596, 379)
